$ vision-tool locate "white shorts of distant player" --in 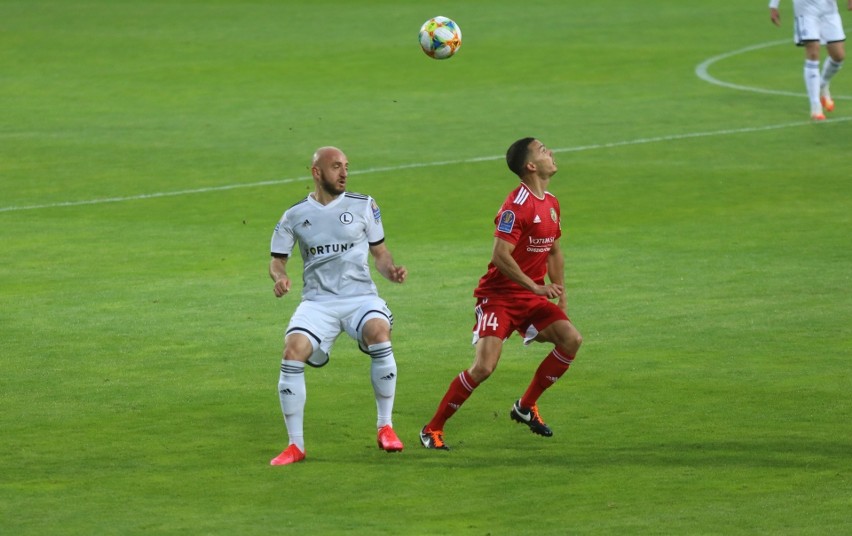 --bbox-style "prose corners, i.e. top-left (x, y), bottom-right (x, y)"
top-left (792, 2), bottom-right (846, 45)
top-left (284, 296), bottom-right (393, 367)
